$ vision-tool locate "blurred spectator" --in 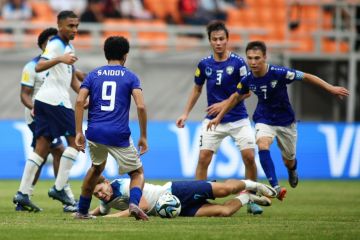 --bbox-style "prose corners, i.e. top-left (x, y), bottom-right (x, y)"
top-left (223, 0), bottom-right (245, 8)
top-left (356, 5), bottom-right (360, 51)
top-left (49, 0), bottom-right (86, 15)
top-left (80, 0), bottom-right (105, 23)
top-left (103, 0), bottom-right (121, 18)
top-left (119, 0), bottom-right (153, 20)
top-left (1, 0), bottom-right (32, 20)
top-left (179, 0), bottom-right (228, 26)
